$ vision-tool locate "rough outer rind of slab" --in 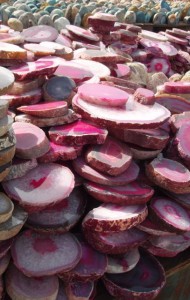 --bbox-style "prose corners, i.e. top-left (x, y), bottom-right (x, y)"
top-left (82, 203), bottom-right (148, 232)
top-left (0, 130), bottom-right (16, 166)
top-left (0, 146), bottom-right (15, 169)
top-left (11, 230), bottom-right (82, 277)
top-left (0, 252), bottom-right (10, 276)
top-left (72, 95), bottom-right (170, 129)
top-left (6, 264), bottom-right (59, 300)
top-left (0, 130), bottom-right (16, 152)
top-left (3, 158), bottom-right (38, 181)
top-left (83, 227), bottom-right (148, 255)
top-left (102, 249), bottom-right (166, 300)
top-left (13, 122), bottom-right (50, 159)
top-left (84, 181), bottom-right (154, 205)
top-left (146, 157), bottom-right (190, 194)
top-left (0, 100), bottom-right (9, 119)
top-left (0, 162), bottom-right (11, 182)
top-left (0, 205), bottom-right (28, 241)
top-left (15, 109), bottom-right (79, 128)
top-left (0, 116), bottom-right (13, 137)
top-left (0, 193), bottom-right (14, 225)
